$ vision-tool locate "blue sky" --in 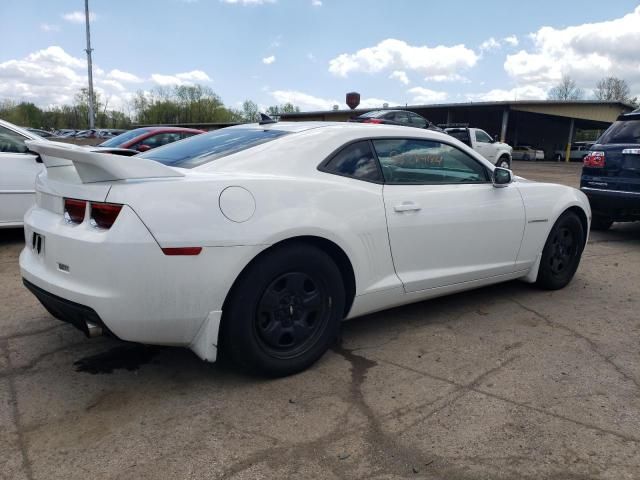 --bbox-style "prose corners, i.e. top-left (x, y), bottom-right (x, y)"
top-left (1, 0), bottom-right (639, 112)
